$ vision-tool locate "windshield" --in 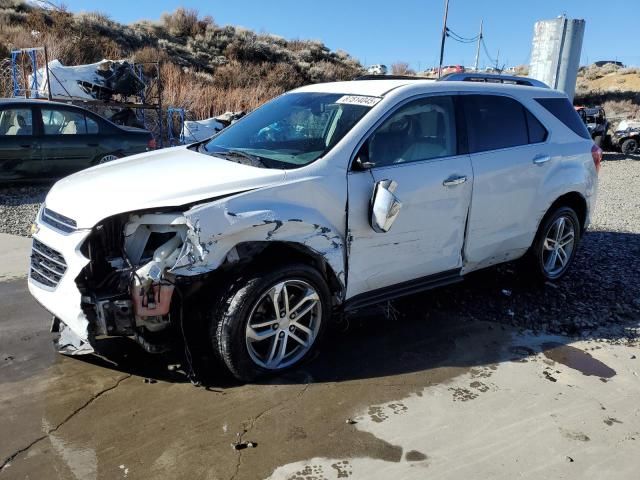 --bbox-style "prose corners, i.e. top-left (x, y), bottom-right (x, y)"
top-left (197, 92), bottom-right (374, 169)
